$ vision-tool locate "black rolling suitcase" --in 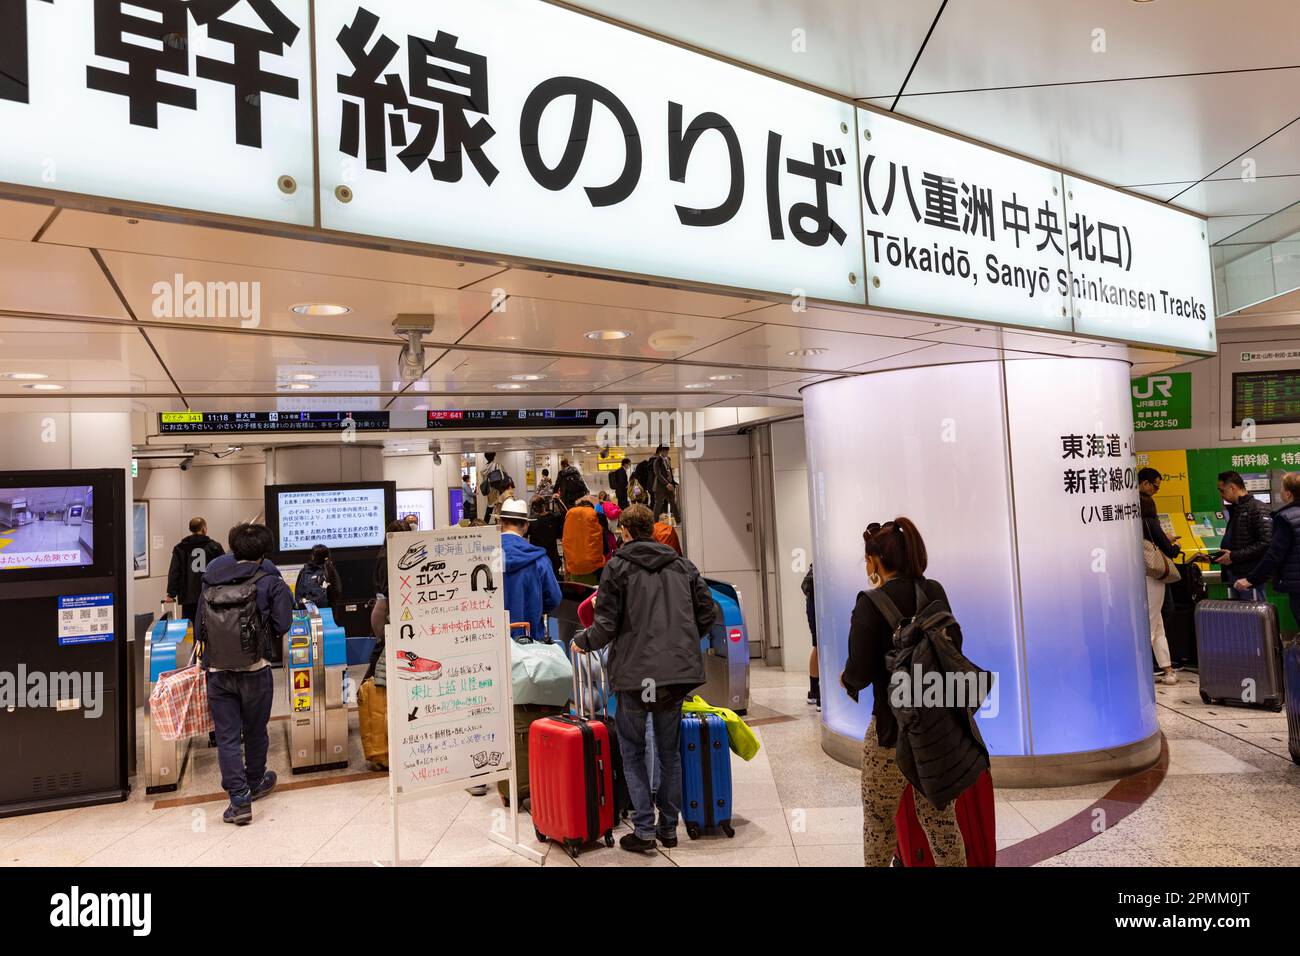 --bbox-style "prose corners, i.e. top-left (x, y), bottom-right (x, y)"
top-left (1194, 599), bottom-right (1285, 710)
top-left (1162, 562), bottom-right (1203, 667)
top-left (1285, 640), bottom-right (1300, 765)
